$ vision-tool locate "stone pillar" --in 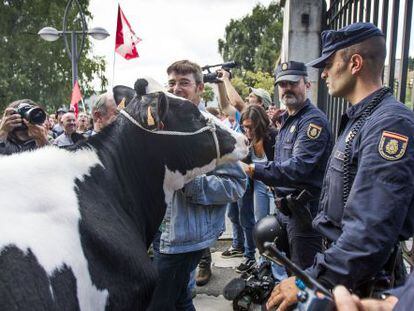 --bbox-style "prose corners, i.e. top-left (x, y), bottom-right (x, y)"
top-left (277, 0), bottom-right (325, 106)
